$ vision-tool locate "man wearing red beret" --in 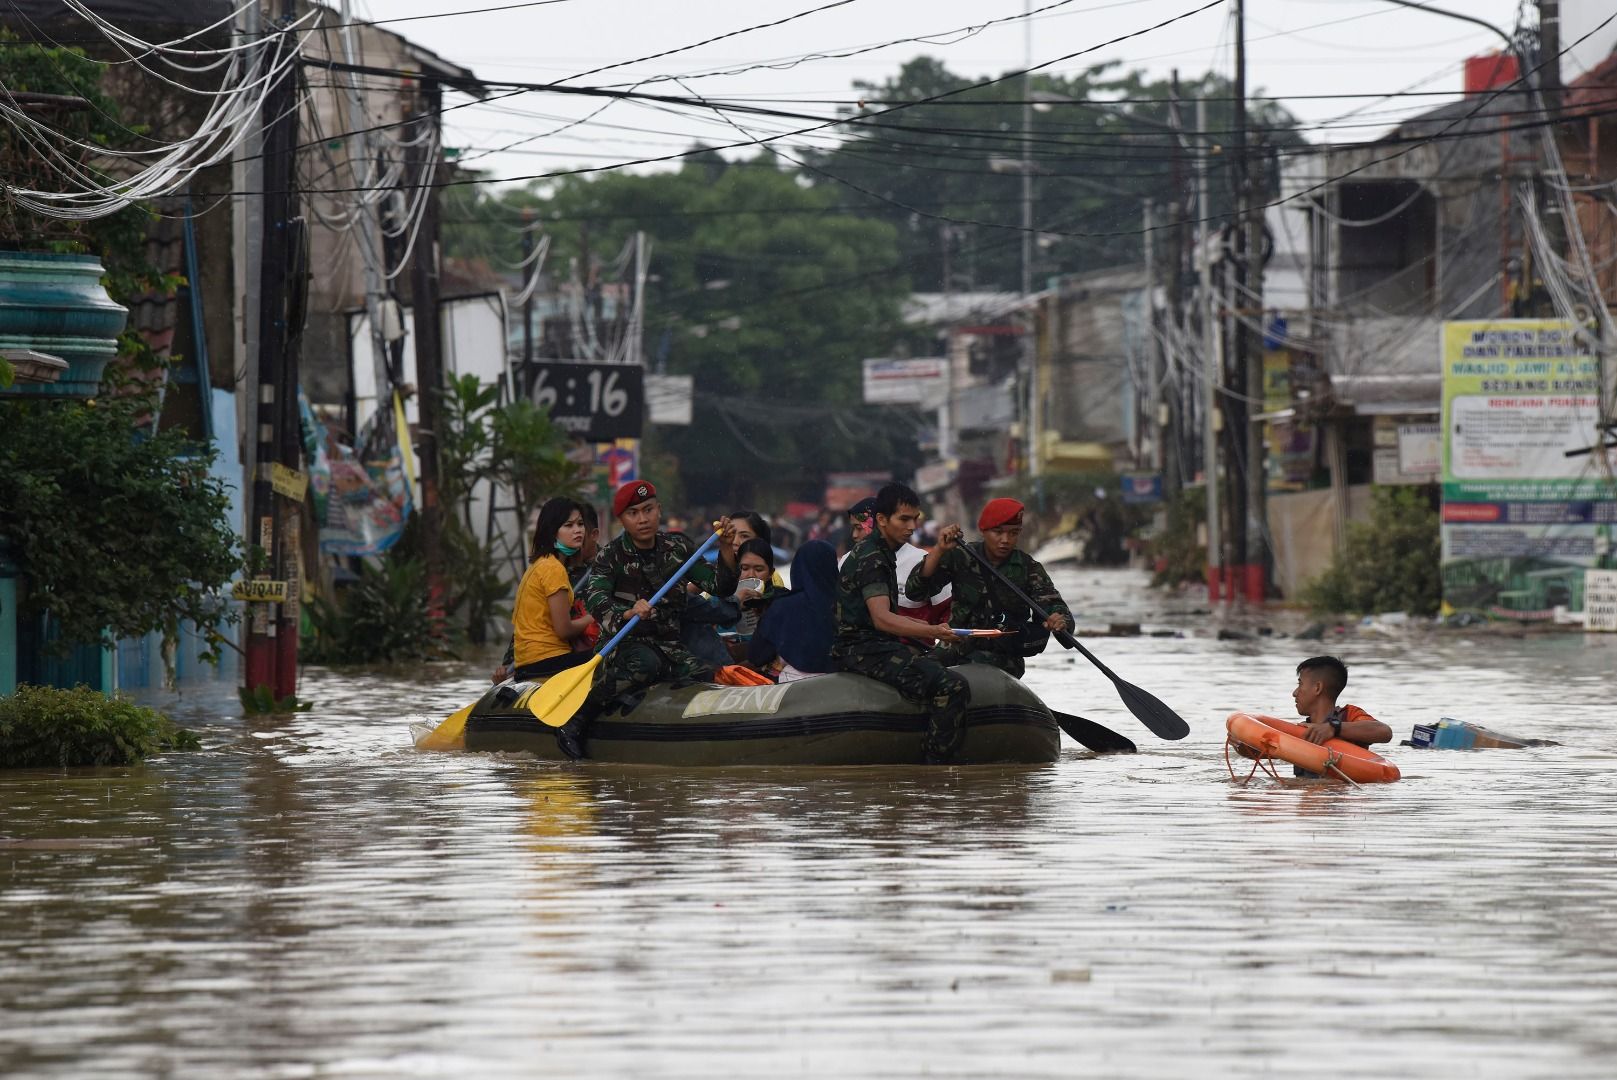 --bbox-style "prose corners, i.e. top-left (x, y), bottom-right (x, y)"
top-left (905, 497), bottom-right (1072, 679)
top-left (564, 479), bottom-right (720, 756)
